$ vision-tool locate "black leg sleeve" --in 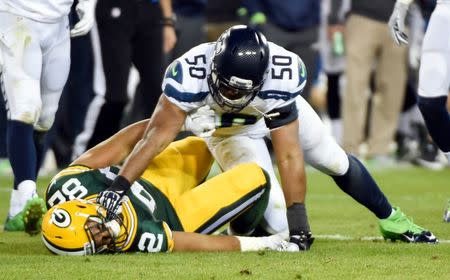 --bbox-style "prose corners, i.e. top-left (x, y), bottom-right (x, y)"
top-left (332, 154), bottom-right (392, 219)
